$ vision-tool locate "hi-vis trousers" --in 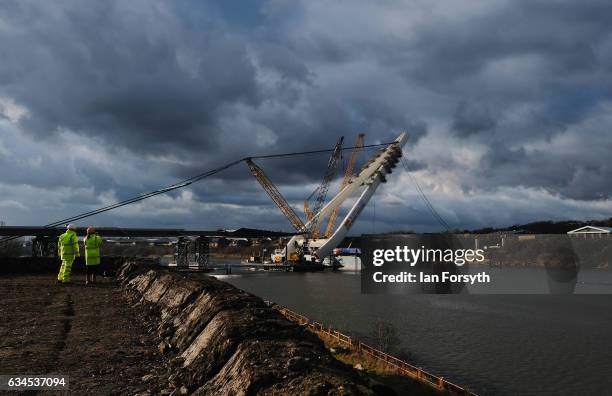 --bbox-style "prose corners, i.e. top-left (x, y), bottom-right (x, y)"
top-left (57, 258), bottom-right (75, 282)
